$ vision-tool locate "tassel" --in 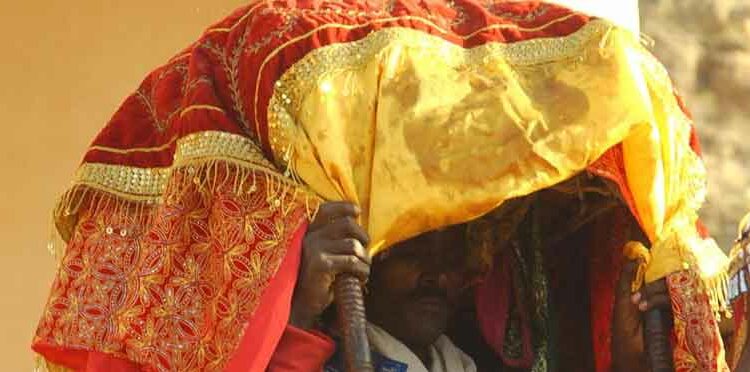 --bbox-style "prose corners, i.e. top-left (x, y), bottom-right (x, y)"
top-left (623, 241), bottom-right (651, 292)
